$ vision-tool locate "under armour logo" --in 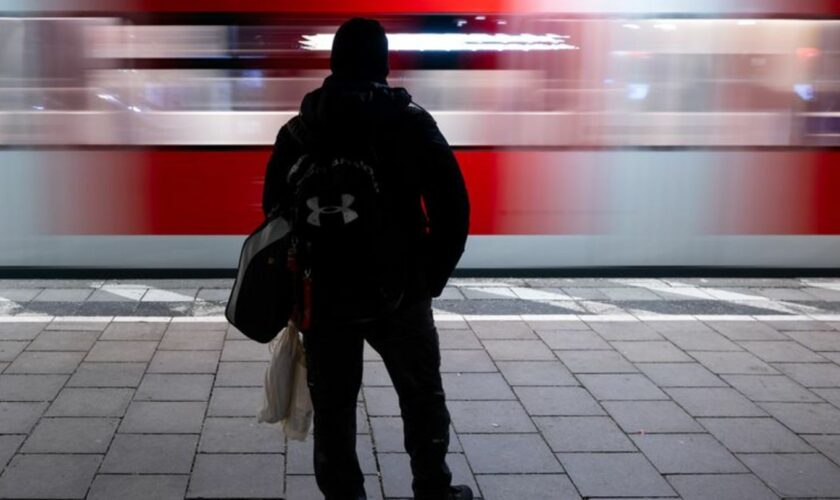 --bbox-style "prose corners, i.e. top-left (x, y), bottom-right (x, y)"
top-left (306, 195), bottom-right (358, 226)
